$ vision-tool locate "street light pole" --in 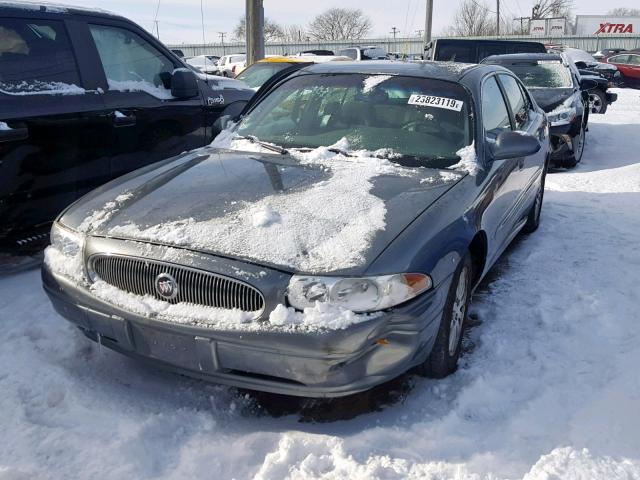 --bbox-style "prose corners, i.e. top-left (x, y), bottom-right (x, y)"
top-left (246, 0), bottom-right (265, 67)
